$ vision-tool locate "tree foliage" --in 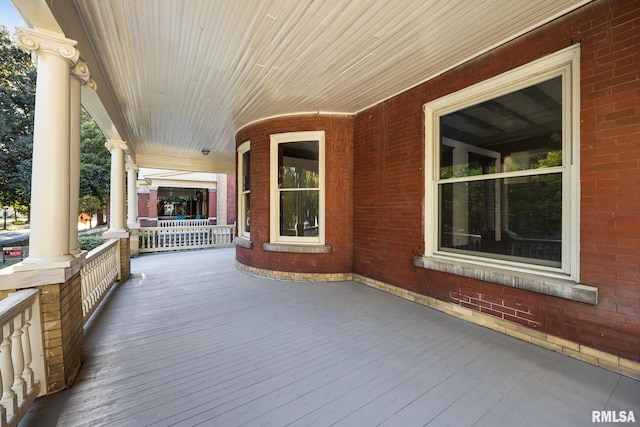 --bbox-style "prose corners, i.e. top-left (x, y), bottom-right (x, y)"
top-left (0, 25), bottom-right (111, 224)
top-left (0, 25), bottom-right (36, 214)
top-left (79, 109), bottom-right (110, 224)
